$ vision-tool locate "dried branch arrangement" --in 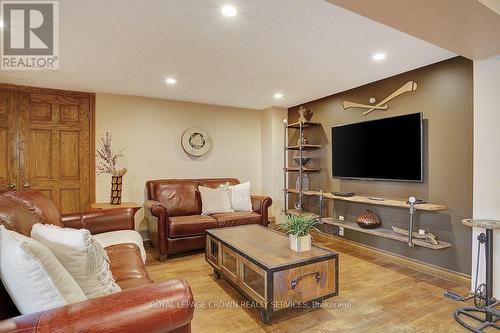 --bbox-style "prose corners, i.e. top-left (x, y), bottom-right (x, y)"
top-left (96, 132), bottom-right (127, 177)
